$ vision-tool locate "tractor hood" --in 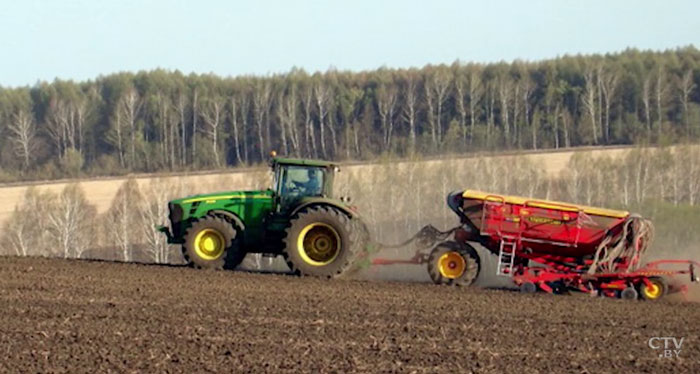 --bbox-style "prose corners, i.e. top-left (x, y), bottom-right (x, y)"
top-left (170, 190), bottom-right (274, 206)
